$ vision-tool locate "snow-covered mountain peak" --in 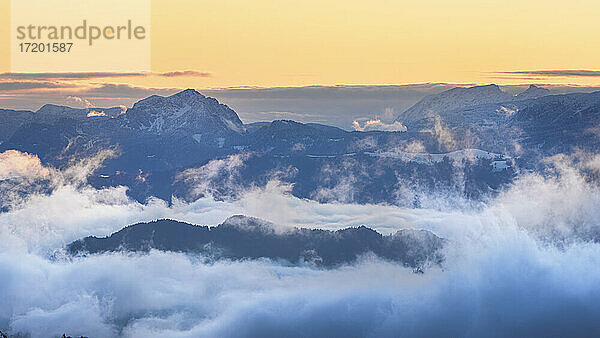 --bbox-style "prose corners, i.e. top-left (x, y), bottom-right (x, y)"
top-left (125, 89), bottom-right (246, 135)
top-left (171, 88), bottom-right (206, 99)
top-left (515, 84), bottom-right (551, 100)
top-left (395, 84), bottom-right (513, 125)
